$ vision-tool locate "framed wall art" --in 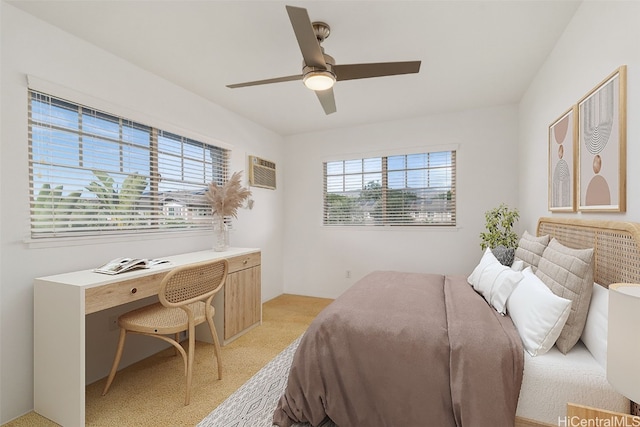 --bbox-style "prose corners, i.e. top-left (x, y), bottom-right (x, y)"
top-left (578, 65), bottom-right (627, 212)
top-left (548, 106), bottom-right (577, 212)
